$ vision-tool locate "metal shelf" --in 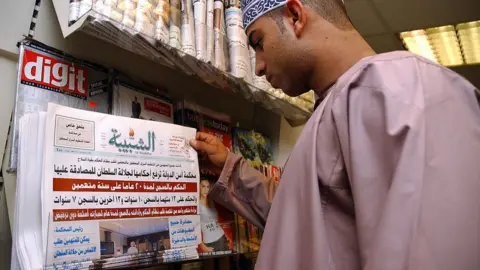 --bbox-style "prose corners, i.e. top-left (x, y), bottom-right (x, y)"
top-left (51, 1), bottom-right (312, 122)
